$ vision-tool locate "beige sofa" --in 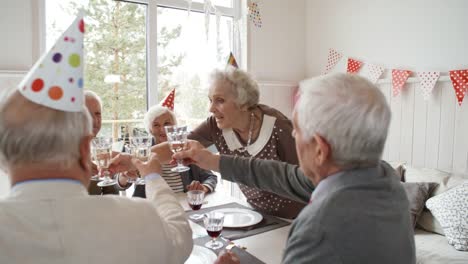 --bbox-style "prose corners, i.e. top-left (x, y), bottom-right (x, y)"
top-left (402, 166), bottom-right (468, 263)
